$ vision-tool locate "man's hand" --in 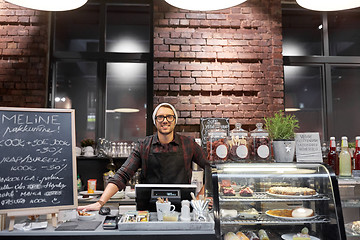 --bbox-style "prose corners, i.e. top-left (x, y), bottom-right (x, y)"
top-left (77, 201), bottom-right (102, 212)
